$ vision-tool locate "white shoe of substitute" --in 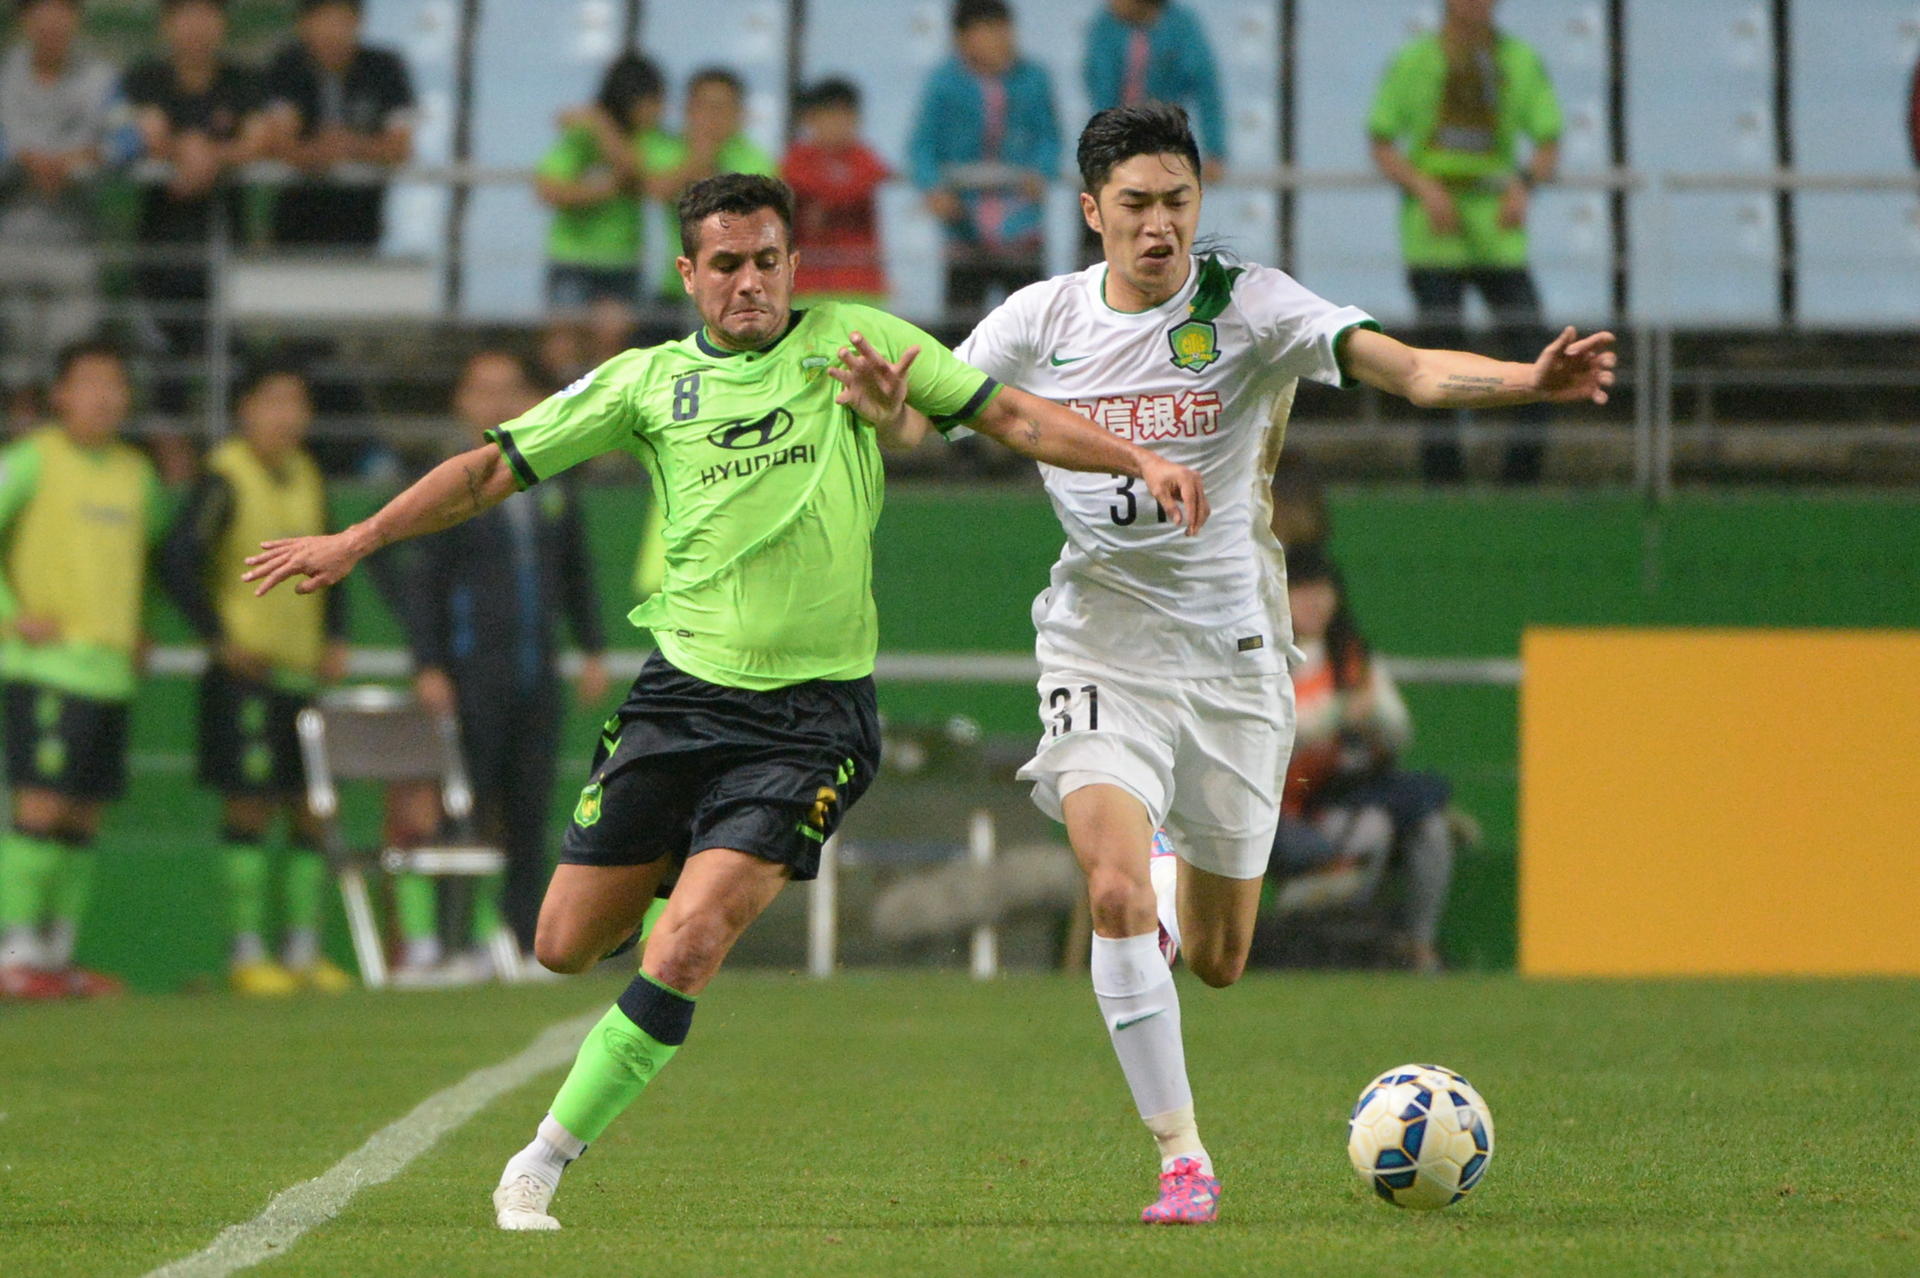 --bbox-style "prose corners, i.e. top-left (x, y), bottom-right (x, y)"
top-left (493, 1173), bottom-right (562, 1231)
